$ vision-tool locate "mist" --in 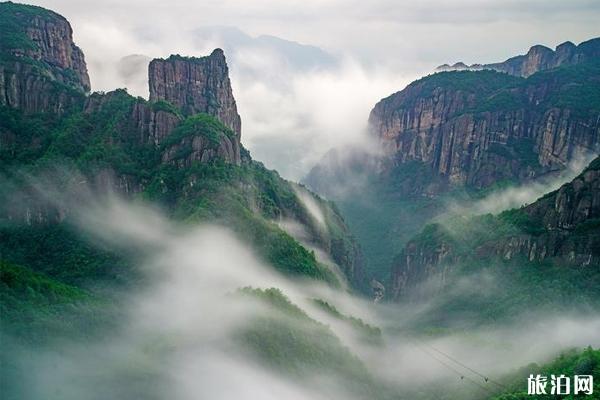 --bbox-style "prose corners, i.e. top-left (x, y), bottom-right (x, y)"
top-left (445, 153), bottom-right (599, 217)
top-left (4, 180), bottom-right (599, 399)
top-left (22, 0), bottom-right (600, 180)
top-left (107, 42), bottom-right (411, 180)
